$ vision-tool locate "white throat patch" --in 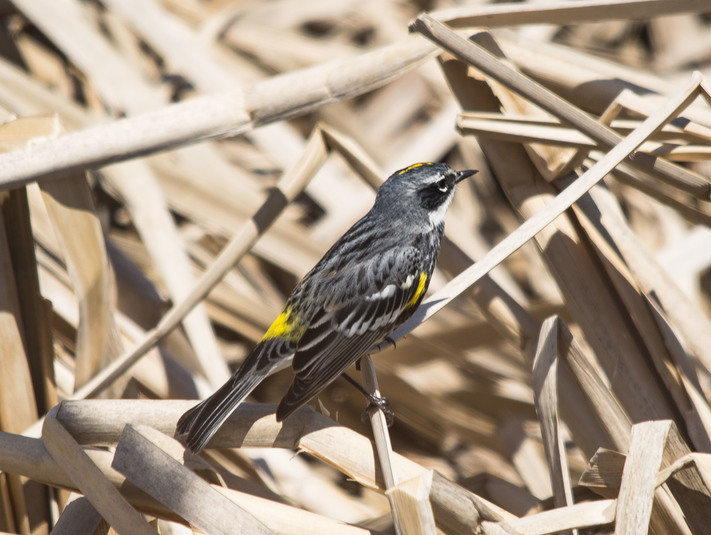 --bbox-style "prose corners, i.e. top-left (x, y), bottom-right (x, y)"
top-left (428, 192), bottom-right (454, 228)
